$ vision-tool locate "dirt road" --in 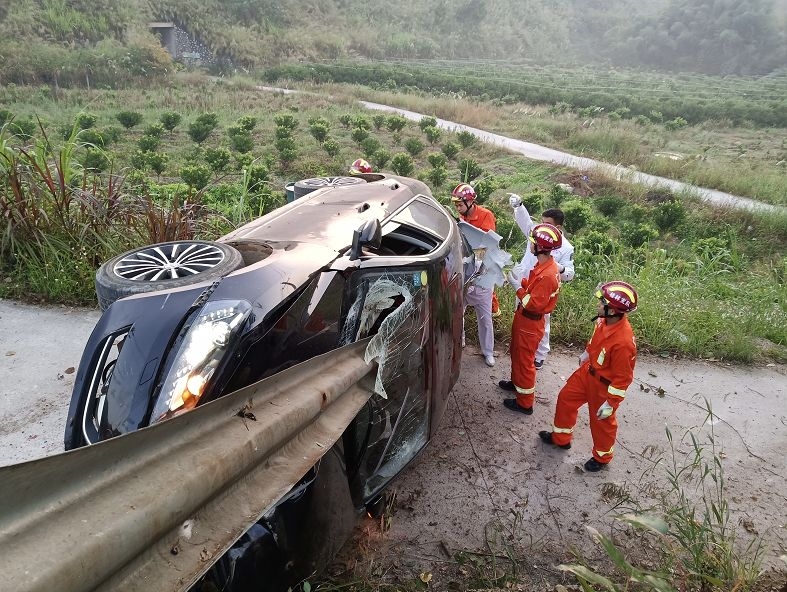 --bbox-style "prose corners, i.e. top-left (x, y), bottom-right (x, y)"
top-left (0, 299), bottom-right (100, 464)
top-left (2, 299), bottom-right (785, 589)
top-left (334, 344), bottom-right (787, 589)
